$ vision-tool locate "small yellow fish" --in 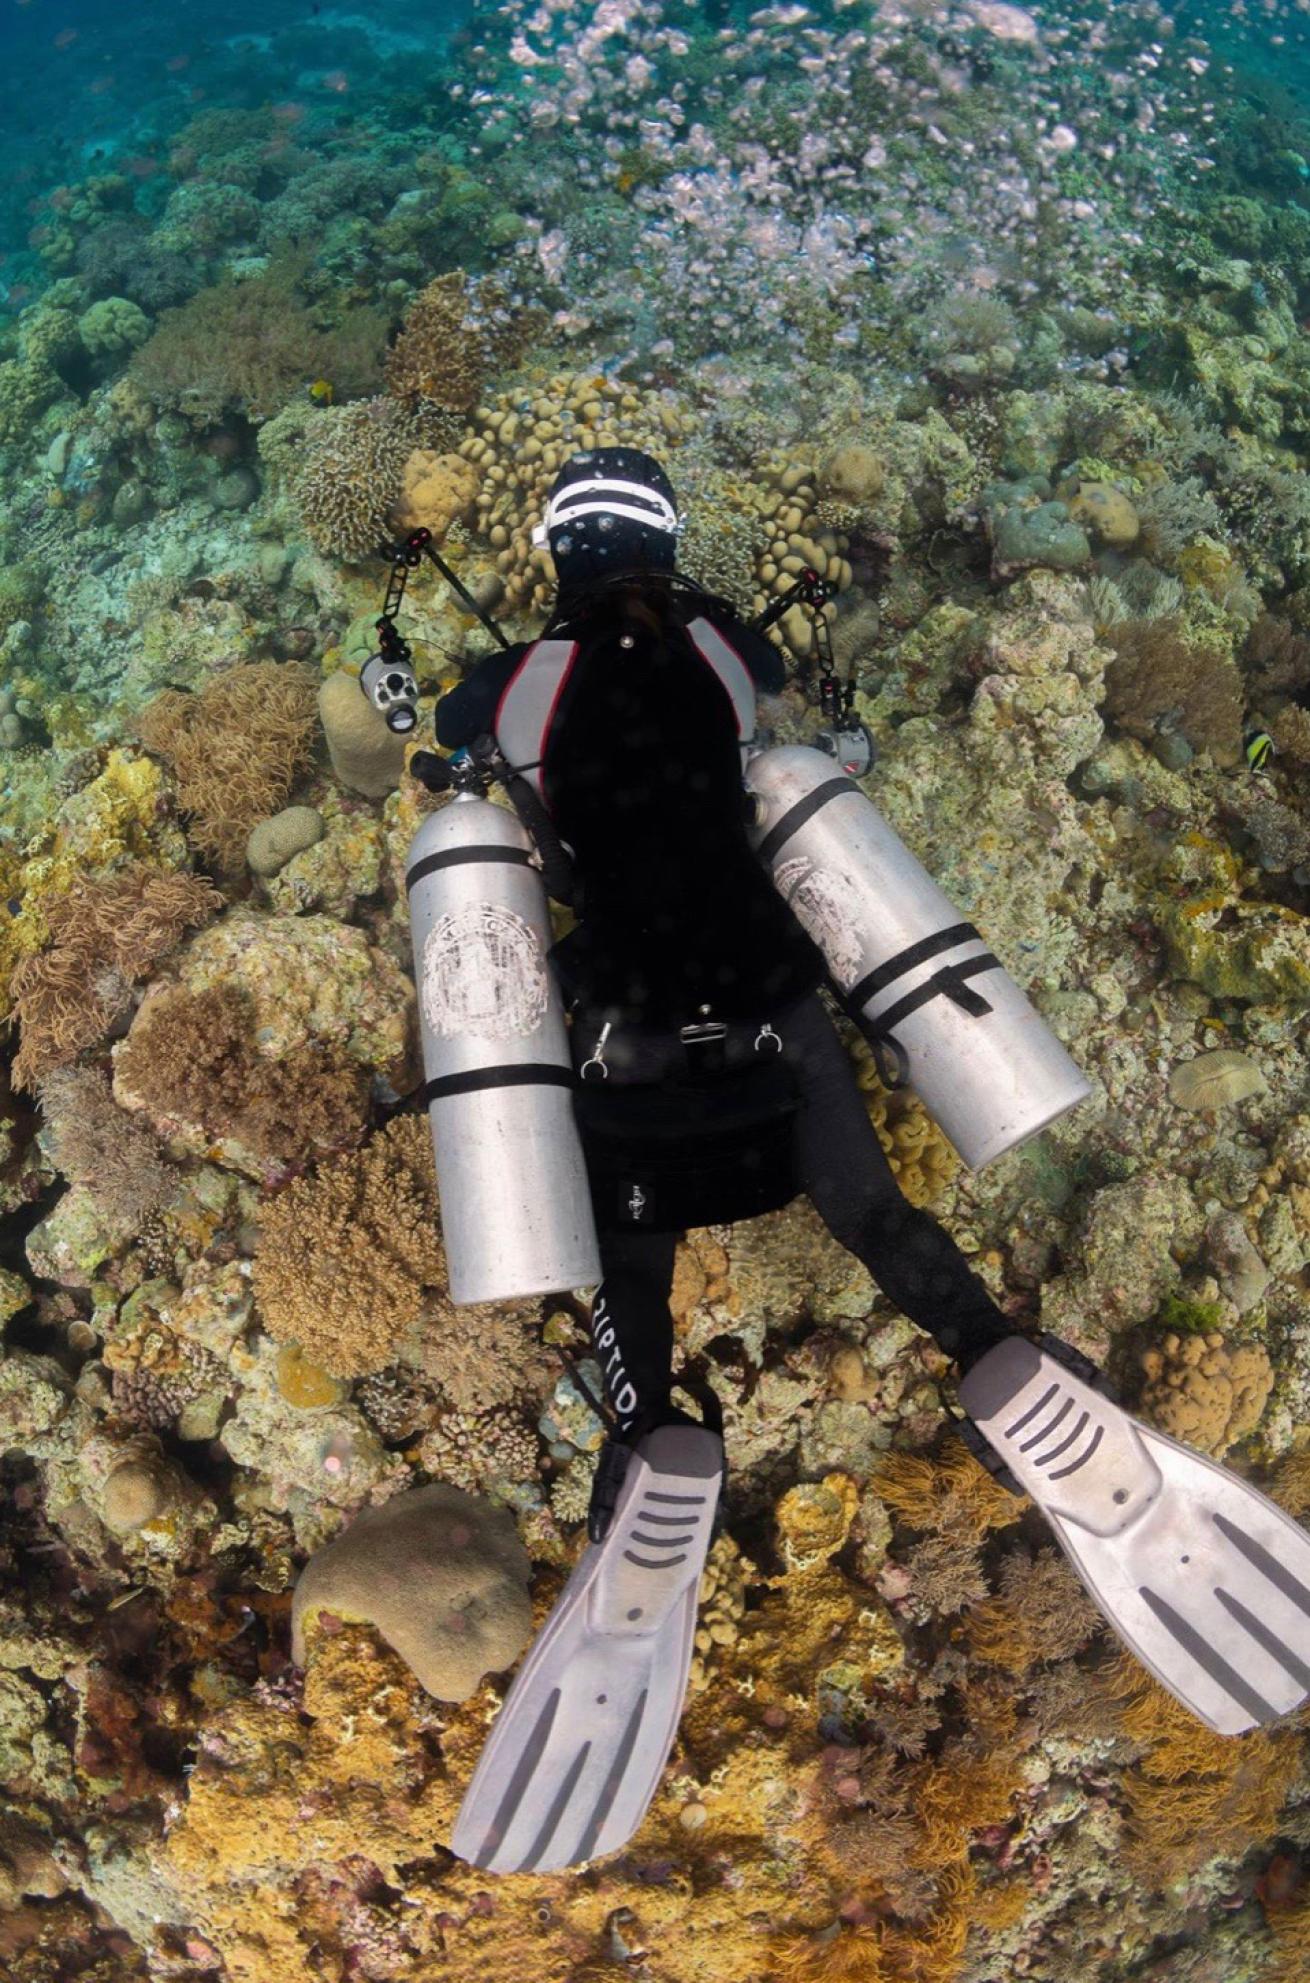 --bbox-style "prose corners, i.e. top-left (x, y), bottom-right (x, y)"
top-left (1245, 728), bottom-right (1274, 772)
top-left (308, 378), bottom-right (335, 406)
